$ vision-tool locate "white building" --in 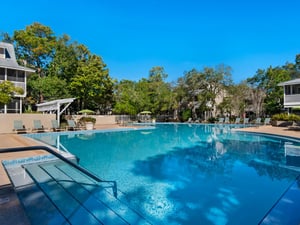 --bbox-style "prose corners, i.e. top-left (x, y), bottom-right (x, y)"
top-left (0, 42), bottom-right (35, 113)
top-left (278, 78), bottom-right (300, 112)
